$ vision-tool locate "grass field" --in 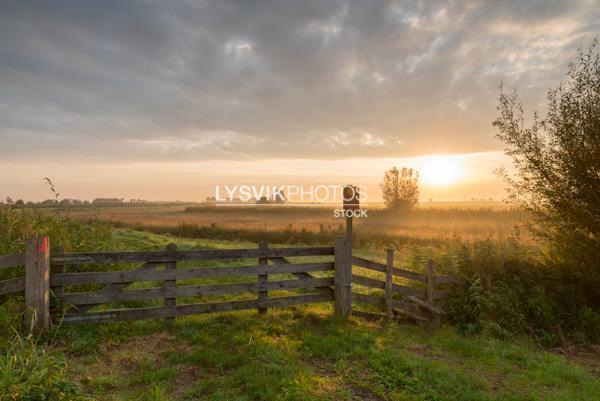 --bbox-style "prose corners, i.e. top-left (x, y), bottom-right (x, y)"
top-left (5, 206), bottom-right (598, 400)
top-left (39, 230), bottom-right (600, 401)
top-left (61, 202), bottom-right (533, 247)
